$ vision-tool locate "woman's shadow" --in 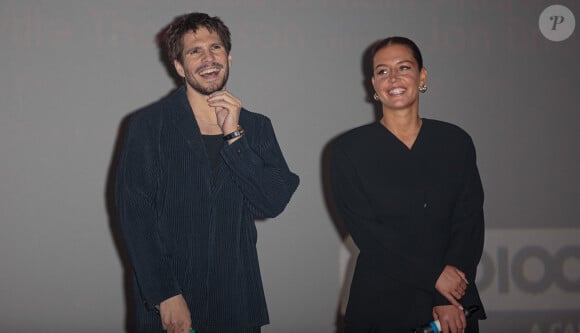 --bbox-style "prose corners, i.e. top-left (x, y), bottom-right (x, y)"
top-left (103, 23), bottom-right (184, 333)
top-left (321, 40), bottom-right (382, 333)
